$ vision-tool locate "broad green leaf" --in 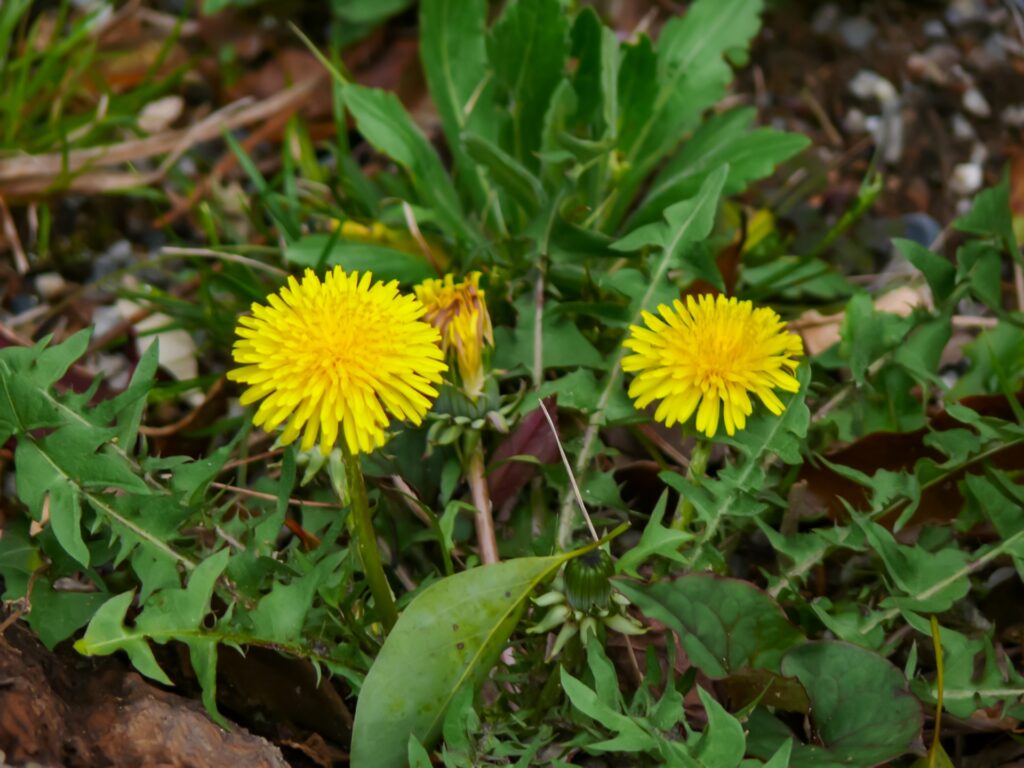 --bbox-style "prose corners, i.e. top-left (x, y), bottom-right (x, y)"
top-left (285, 234), bottom-right (435, 284)
top-left (858, 521), bottom-right (970, 612)
top-left (611, 163), bottom-right (729, 262)
top-left (614, 491), bottom-right (691, 576)
top-left (839, 291), bottom-right (912, 385)
top-left (463, 133), bottom-right (544, 217)
top-left (954, 175), bottom-right (1020, 261)
top-left (569, 8), bottom-right (619, 137)
top-left (0, 330), bottom-right (91, 439)
top-left (949, 321), bottom-right (1024, 397)
top-left (27, 577), bottom-right (108, 649)
top-left (722, 363), bottom-right (811, 465)
top-left (342, 84), bottom-right (478, 244)
top-left (635, 108), bottom-right (809, 225)
top-left (419, 0), bottom-right (494, 208)
top-left (76, 591), bottom-right (172, 684)
top-left (693, 687), bottom-right (745, 768)
top-left (956, 240), bottom-right (1003, 310)
top-left (76, 550), bottom-right (231, 723)
top-left (487, 0), bottom-right (569, 168)
top-left (585, 642), bottom-right (624, 711)
top-left (248, 551), bottom-right (345, 643)
top-left (893, 238), bottom-right (956, 304)
top-left (893, 314), bottom-right (952, 387)
top-left (560, 667), bottom-right (658, 754)
top-left (748, 641), bottom-right (922, 768)
top-left (493, 292), bottom-right (603, 374)
top-left (407, 735), bottom-right (433, 768)
top-left (610, 0), bottom-right (763, 226)
top-left (740, 740), bottom-right (793, 768)
top-left (15, 426), bottom-right (150, 566)
top-left (332, 0), bottom-right (412, 25)
top-left (524, 368), bottom-right (636, 425)
top-left (350, 554), bottom-right (571, 768)
top-left (904, 612), bottom-right (1024, 719)
top-left (619, 575), bottom-right (804, 678)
